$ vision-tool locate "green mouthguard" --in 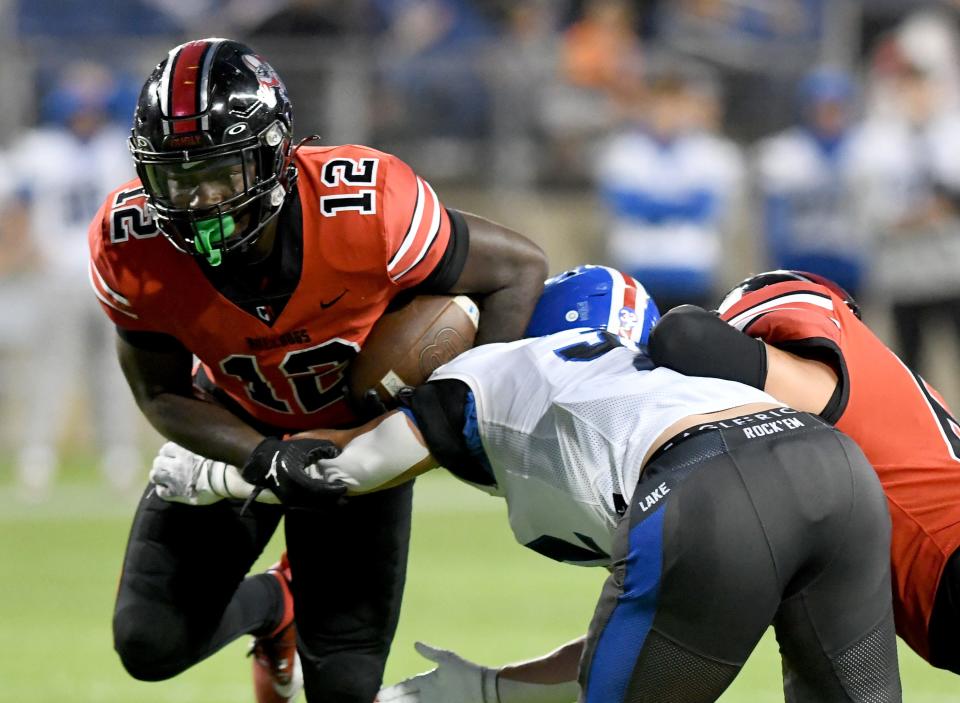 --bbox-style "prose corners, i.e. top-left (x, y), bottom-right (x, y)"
top-left (193, 215), bottom-right (236, 267)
